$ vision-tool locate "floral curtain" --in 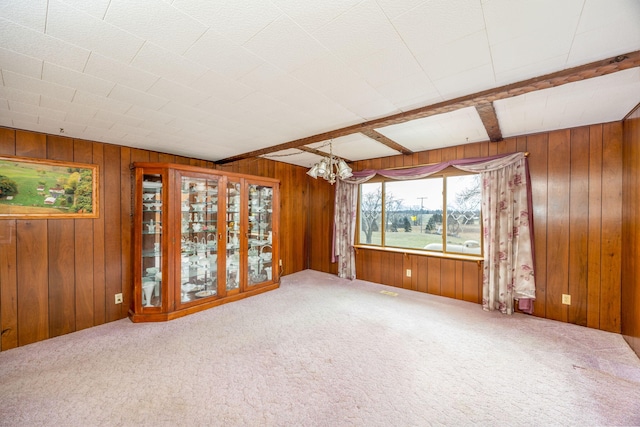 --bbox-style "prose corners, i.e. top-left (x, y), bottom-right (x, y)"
top-left (332, 152), bottom-right (536, 314)
top-left (455, 153), bottom-right (536, 314)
